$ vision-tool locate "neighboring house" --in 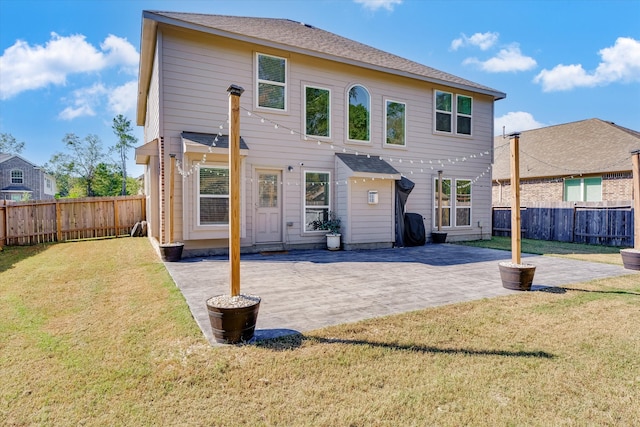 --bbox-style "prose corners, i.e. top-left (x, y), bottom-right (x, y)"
top-left (0, 153), bottom-right (56, 201)
top-left (492, 119), bottom-right (640, 206)
top-left (135, 11), bottom-right (505, 256)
